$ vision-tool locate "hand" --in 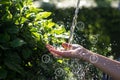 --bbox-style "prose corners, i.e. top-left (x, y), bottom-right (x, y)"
top-left (46, 43), bottom-right (85, 58)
